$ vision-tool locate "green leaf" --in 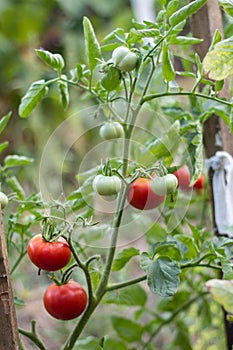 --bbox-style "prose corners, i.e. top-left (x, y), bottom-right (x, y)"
top-left (0, 141), bottom-right (9, 154)
top-left (4, 155), bottom-right (34, 168)
top-left (203, 37), bottom-right (233, 80)
top-left (218, 0), bottom-right (233, 17)
top-left (166, 0), bottom-right (179, 16)
top-left (0, 111), bottom-right (11, 134)
top-left (169, 0), bottom-right (207, 27)
top-left (112, 247), bottom-right (139, 271)
top-left (176, 234), bottom-right (198, 259)
top-left (14, 296), bottom-right (26, 306)
top-left (73, 337), bottom-right (103, 350)
top-left (206, 279), bottom-right (233, 313)
top-left (36, 49), bottom-right (64, 72)
top-left (58, 75), bottom-right (69, 109)
top-left (111, 316), bottom-right (143, 343)
top-left (105, 285), bottom-right (147, 306)
top-left (147, 256), bottom-right (180, 297)
top-left (146, 223), bottom-right (168, 245)
top-left (220, 258), bottom-right (233, 280)
top-left (83, 17), bottom-right (102, 72)
top-left (130, 28), bottom-right (160, 39)
top-left (19, 80), bottom-right (48, 118)
top-left (162, 41), bottom-right (175, 82)
top-left (103, 338), bottom-right (127, 350)
top-left (168, 35), bottom-right (202, 45)
top-left (7, 176), bottom-right (25, 200)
